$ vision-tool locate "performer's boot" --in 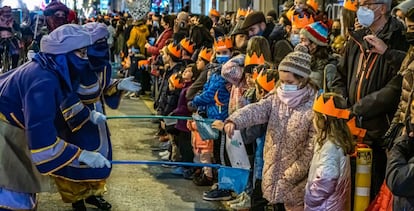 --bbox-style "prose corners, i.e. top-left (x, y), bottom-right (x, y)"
top-left (71, 200), bottom-right (86, 211)
top-left (85, 195), bottom-right (112, 210)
